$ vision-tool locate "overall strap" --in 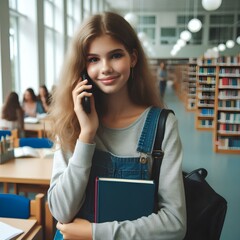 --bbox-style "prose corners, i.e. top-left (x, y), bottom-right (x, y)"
top-left (137, 107), bottom-right (162, 154)
top-left (151, 109), bottom-right (174, 212)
